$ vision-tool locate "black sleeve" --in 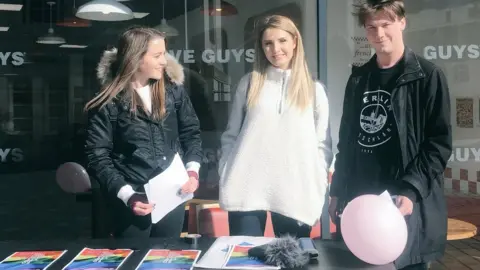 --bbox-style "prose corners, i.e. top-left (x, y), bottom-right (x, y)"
top-left (399, 67), bottom-right (452, 199)
top-left (84, 104), bottom-right (128, 198)
top-left (176, 85), bottom-right (204, 164)
top-left (330, 76), bottom-right (355, 198)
